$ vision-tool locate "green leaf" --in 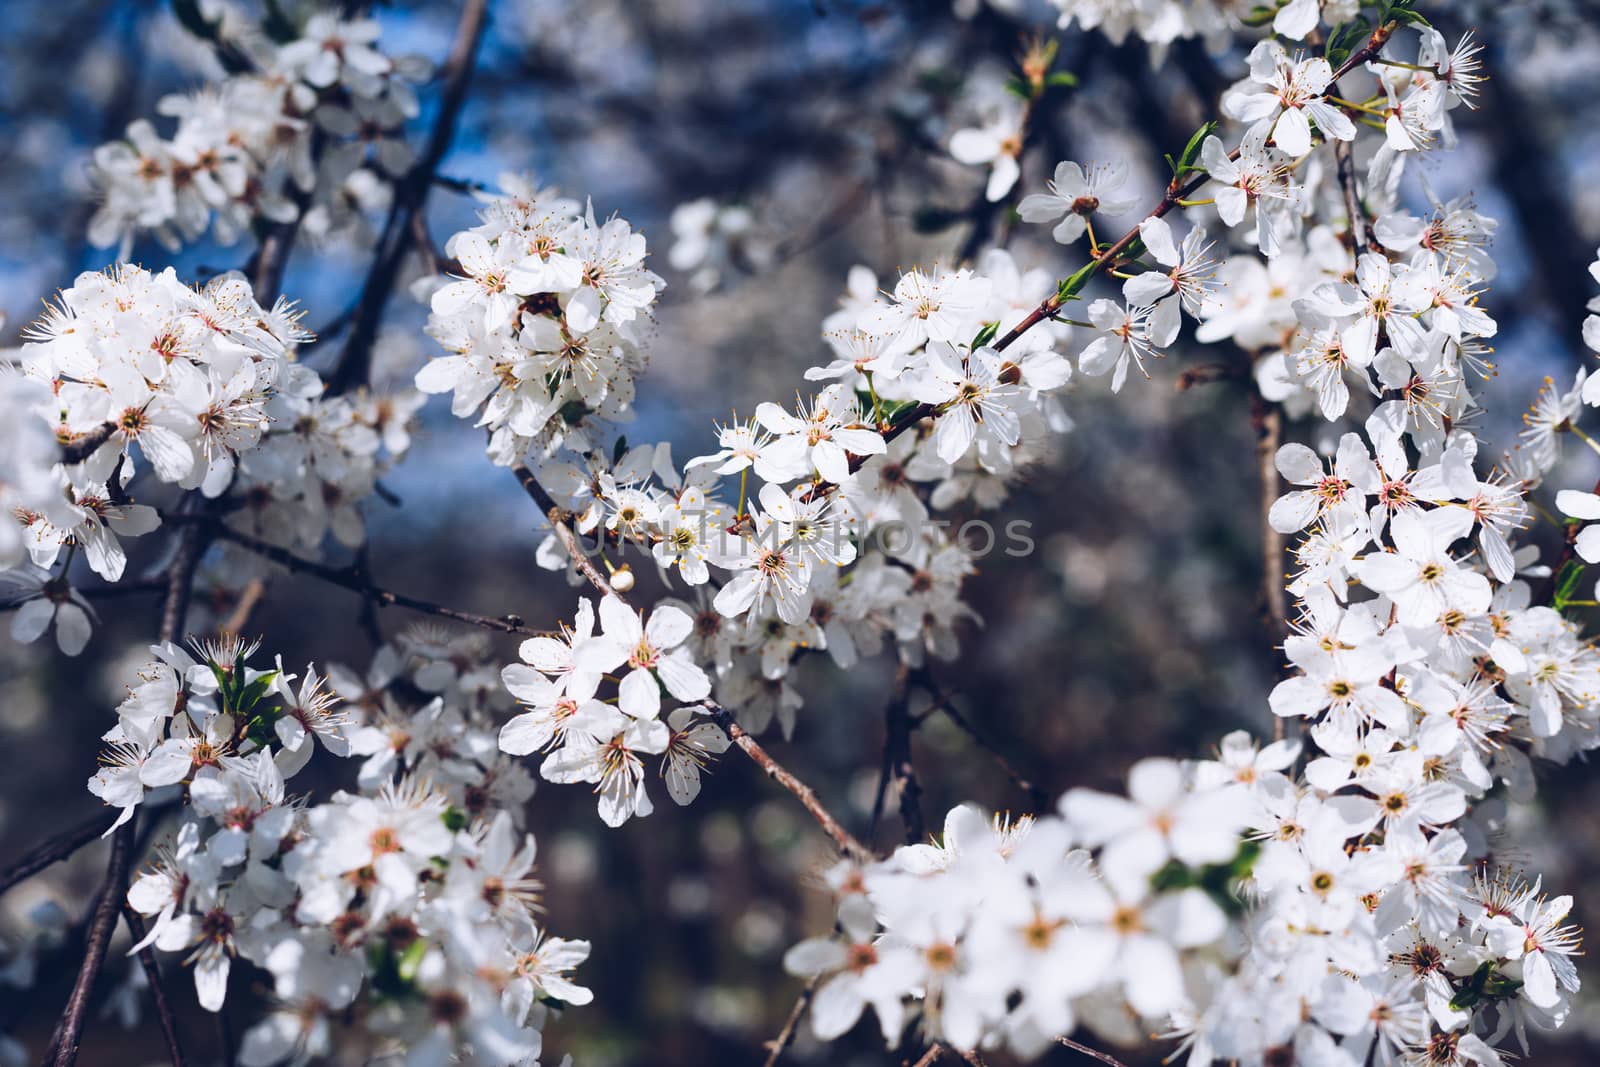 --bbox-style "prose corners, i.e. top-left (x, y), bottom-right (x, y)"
top-left (1450, 961), bottom-right (1493, 1012)
top-left (1171, 121), bottom-right (1217, 177)
top-left (1554, 559), bottom-right (1587, 610)
top-left (612, 436), bottom-right (629, 466)
top-left (397, 936), bottom-right (429, 982)
top-left (1045, 71), bottom-right (1079, 89)
top-left (1240, 4), bottom-right (1280, 28)
top-left (1054, 261), bottom-right (1100, 304)
top-left (442, 807), bottom-right (469, 832)
top-left (1004, 76), bottom-right (1032, 99)
top-left (1147, 840), bottom-right (1259, 916)
top-left (876, 397), bottom-right (923, 424)
top-left (970, 322), bottom-right (999, 350)
top-left (1325, 17), bottom-right (1373, 71)
top-left (234, 671), bottom-right (279, 716)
